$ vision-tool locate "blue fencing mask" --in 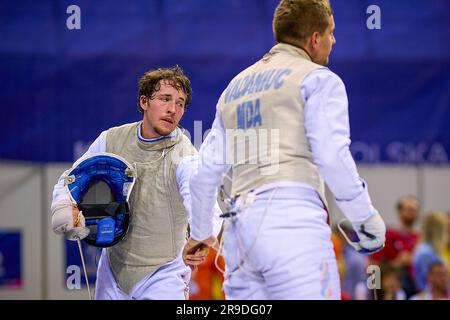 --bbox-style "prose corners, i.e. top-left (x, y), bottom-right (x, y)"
top-left (64, 152), bottom-right (136, 247)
